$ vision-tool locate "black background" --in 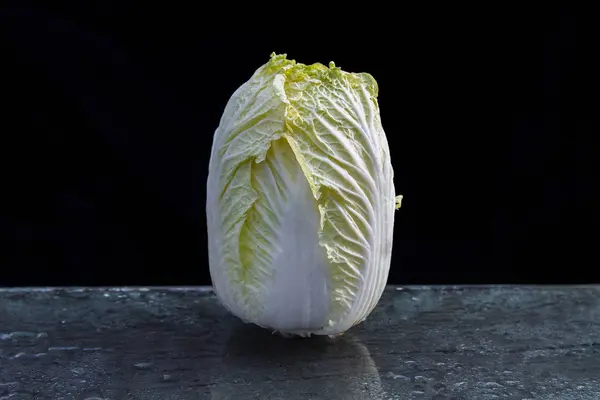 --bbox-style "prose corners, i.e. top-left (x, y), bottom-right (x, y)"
top-left (1, 4), bottom-right (593, 286)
